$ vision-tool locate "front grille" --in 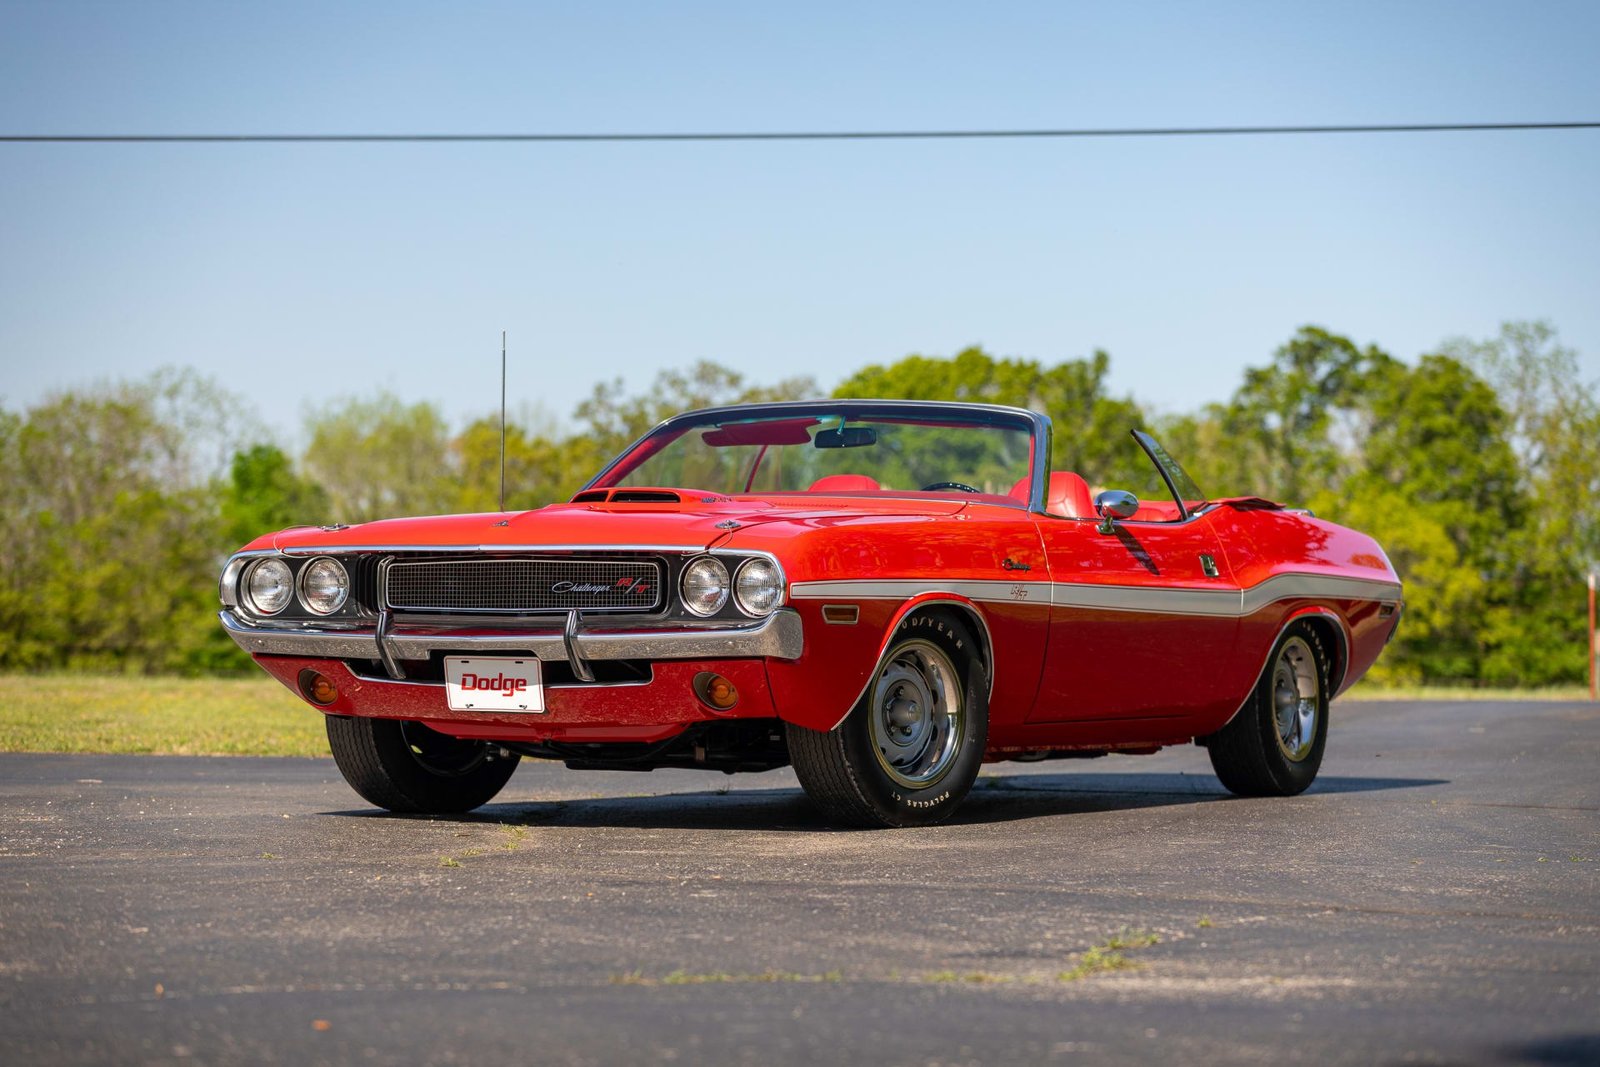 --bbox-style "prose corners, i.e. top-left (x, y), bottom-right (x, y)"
top-left (384, 557), bottom-right (665, 615)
